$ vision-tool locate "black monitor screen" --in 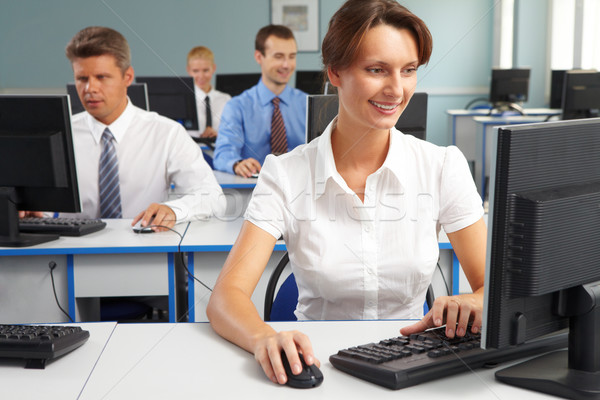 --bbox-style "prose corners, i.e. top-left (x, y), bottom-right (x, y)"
top-left (295, 70), bottom-right (324, 94)
top-left (483, 117), bottom-right (600, 397)
top-left (135, 76), bottom-right (198, 130)
top-left (216, 73), bottom-right (261, 97)
top-left (67, 83), bottom-right (149, 115)
top-left (549, 69), bottom-right (566, 109)
top-left (0, 95), bottom-right (80, 247)
top-left (306, 93), bottom-right (428, 143)
top-left (489, 68), bottom-right (530, 105)
top-left (561, 70), bottom-right (600, 120)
